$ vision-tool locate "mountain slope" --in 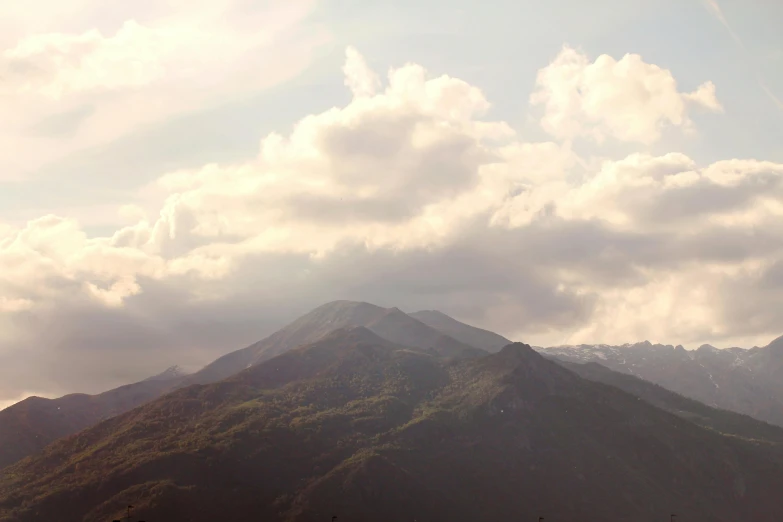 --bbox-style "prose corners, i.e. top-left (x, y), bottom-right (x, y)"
top-left (183, 301), bottom-right (389, 384)
top-left (0, 302), bottom-right (491, 471)
top-left (539, 340), bottom-right (783, 427)
top-left (364, 307), bottom-right (485, 359)
top-left (409, 309), bottom-right (512, 352)
top-left (0, 369), bottom-right (187, 470)
top-left (185, 301), bottom-right (484, 385)
top-left (3, 334), bottom-right (783, 522)
top-left (556, 359), bottom-right (783, 444)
